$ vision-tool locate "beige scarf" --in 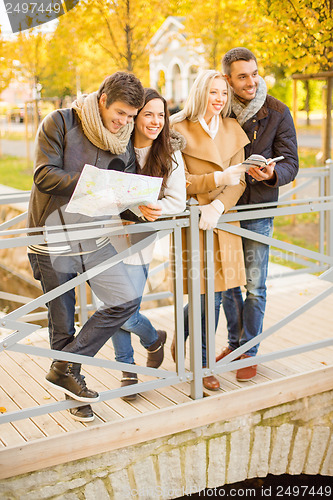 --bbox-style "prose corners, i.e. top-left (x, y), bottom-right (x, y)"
top-left (231, 76), bottom-right (267, 126)
top-left (72, 91), bottom-right (133, 155)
